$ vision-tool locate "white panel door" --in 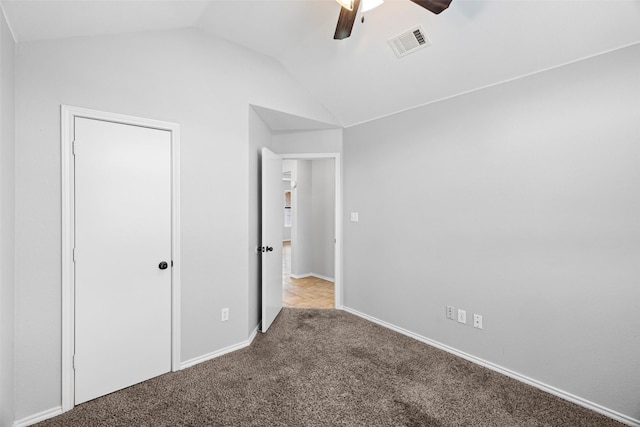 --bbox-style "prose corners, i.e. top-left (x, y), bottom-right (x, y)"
top-left (261, 147), bottom-right (283, 333)
top-left (74, 117), bottom-right (172, 404)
